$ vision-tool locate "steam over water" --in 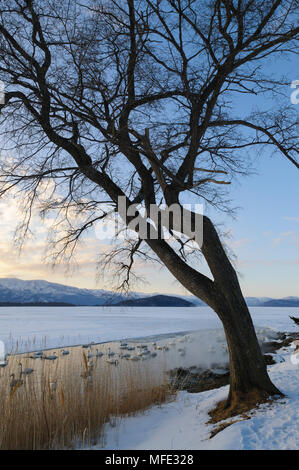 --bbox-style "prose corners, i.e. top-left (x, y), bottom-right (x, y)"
top-left (0, 306), bottom-right (297, 370)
